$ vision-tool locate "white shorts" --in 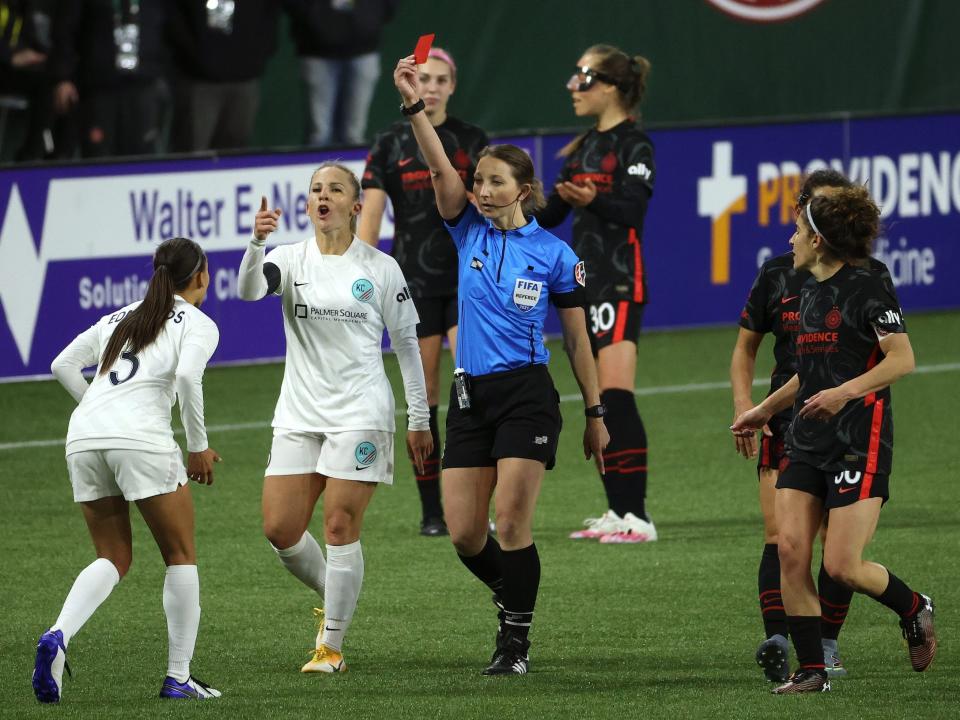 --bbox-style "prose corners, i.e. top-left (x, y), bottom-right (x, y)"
top-left (67, 449), bottom-right (188, 502)
top-left (265, 428), bottom-right (394, 485)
